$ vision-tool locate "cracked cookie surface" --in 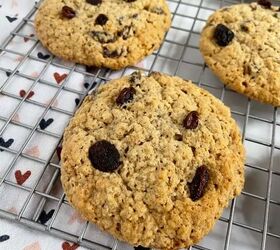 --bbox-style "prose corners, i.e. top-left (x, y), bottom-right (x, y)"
top-left (200, 2), bottom-right (280, 106)
top-left (61, 72), bottom-right (245, 249)
top-left (35, 0), bottom-right (171, 69)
